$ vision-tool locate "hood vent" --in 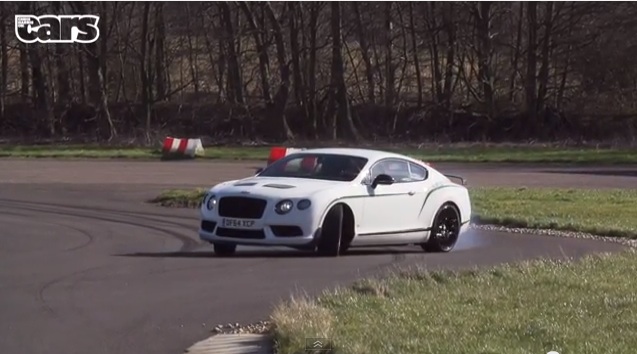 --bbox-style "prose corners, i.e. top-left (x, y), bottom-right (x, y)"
top-left (234, 182), bottom-right (258, 186)
top-left (263, 184), bottom-right (296, 189)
